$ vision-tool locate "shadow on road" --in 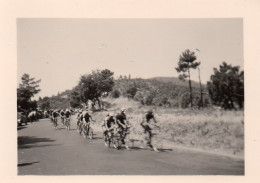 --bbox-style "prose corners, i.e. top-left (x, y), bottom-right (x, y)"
top-left (18, 161), bottom-right (39, 167)
top-left (92, 136), bottom-right (103, 140)
top-left (128, 146), bottom-right (173, 152)
top-left (17, 126), bottom-right (27, 131)
top-left (54, 127), bottom-right (77, 131)
top-left (18, 136), bottom-right (56, 149)
top-left (157, 148), bottom-right (173, 152)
